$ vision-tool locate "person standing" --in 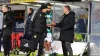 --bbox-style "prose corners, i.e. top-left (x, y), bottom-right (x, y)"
top-left (48, 5), bottom-right (75, 56)
top-left (44, 3), bottom-right (53, 56)
top-left (0, 11), bottom-right (3, 52)
top-left (2, 5), bottom-right (14, 56)
top-left (25, 8), bottom-right (34, 40)
top-left (30, 4), bottom-right (48, 56)
top-left (46, 3), bottom-right (53, 30)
